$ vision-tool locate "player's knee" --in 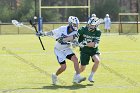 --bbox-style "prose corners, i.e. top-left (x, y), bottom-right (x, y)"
top-left (71, 56), bottom-right (78, 63)
top-left (80, 68), bottom-right (85, 72)
top-left (80, 65), bottom-right (86, 72)
top-left (94, 59), bottom-right (100, 65)
top-left (74, 57), bottom-right (78, 62)
top-left (61, 65), bottom-right (67, 71)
